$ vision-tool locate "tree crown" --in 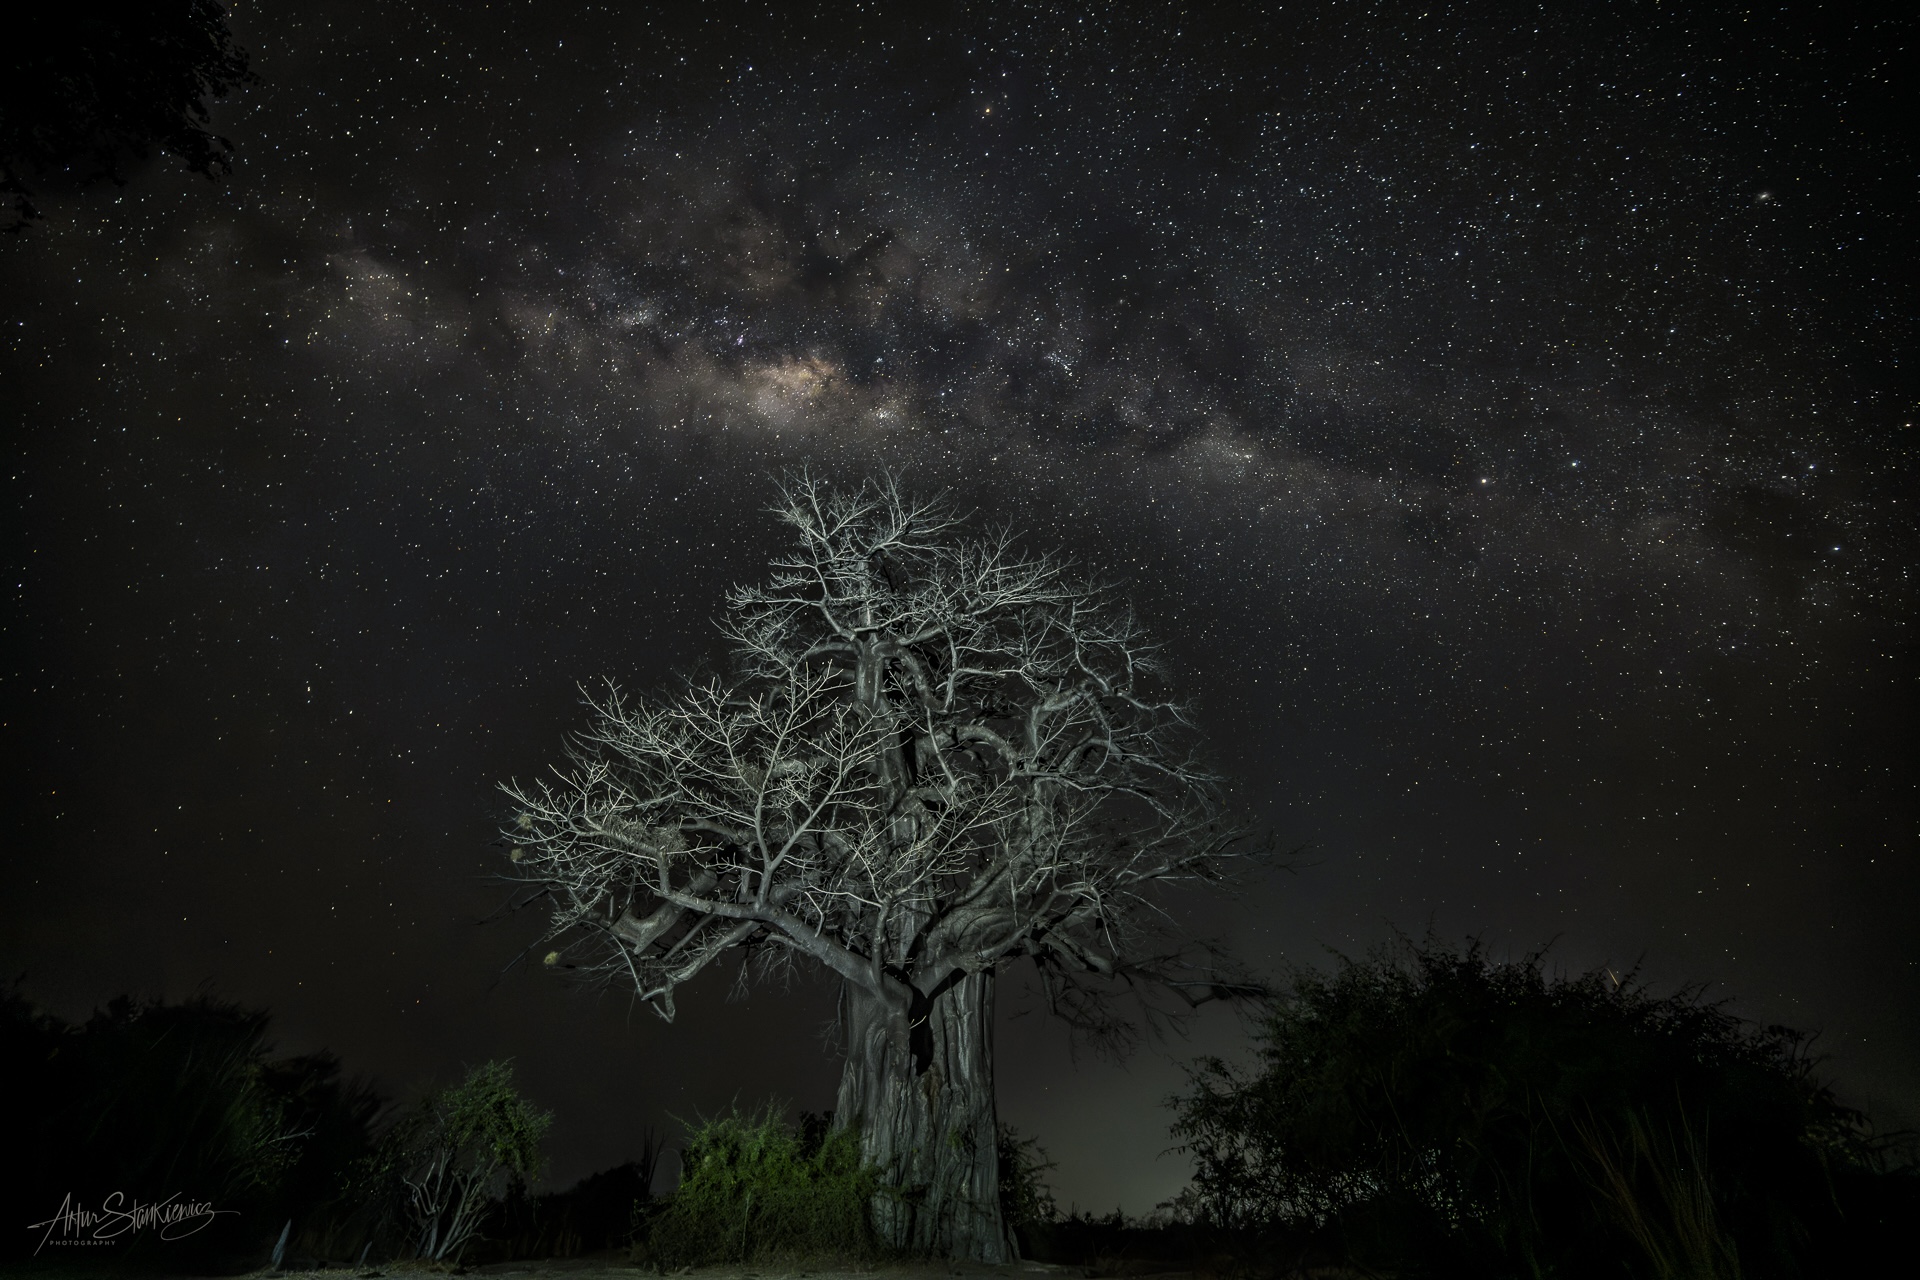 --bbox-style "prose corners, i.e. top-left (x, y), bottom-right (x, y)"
top-left (504, 474), bottom-right (1250, 1043)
